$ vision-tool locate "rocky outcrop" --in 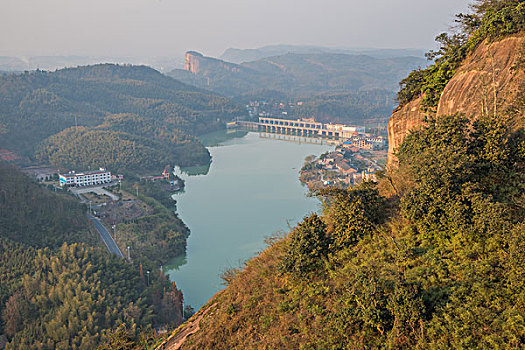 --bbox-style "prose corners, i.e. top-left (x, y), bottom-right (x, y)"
top-left (185, 51), bottom-right (204, 74)
top-left (387, 96), bottom-right (428, 169)
top-left (184, 51), bottom-right (244, 75)
top-left (387, 33), bottom-right (525, 168)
